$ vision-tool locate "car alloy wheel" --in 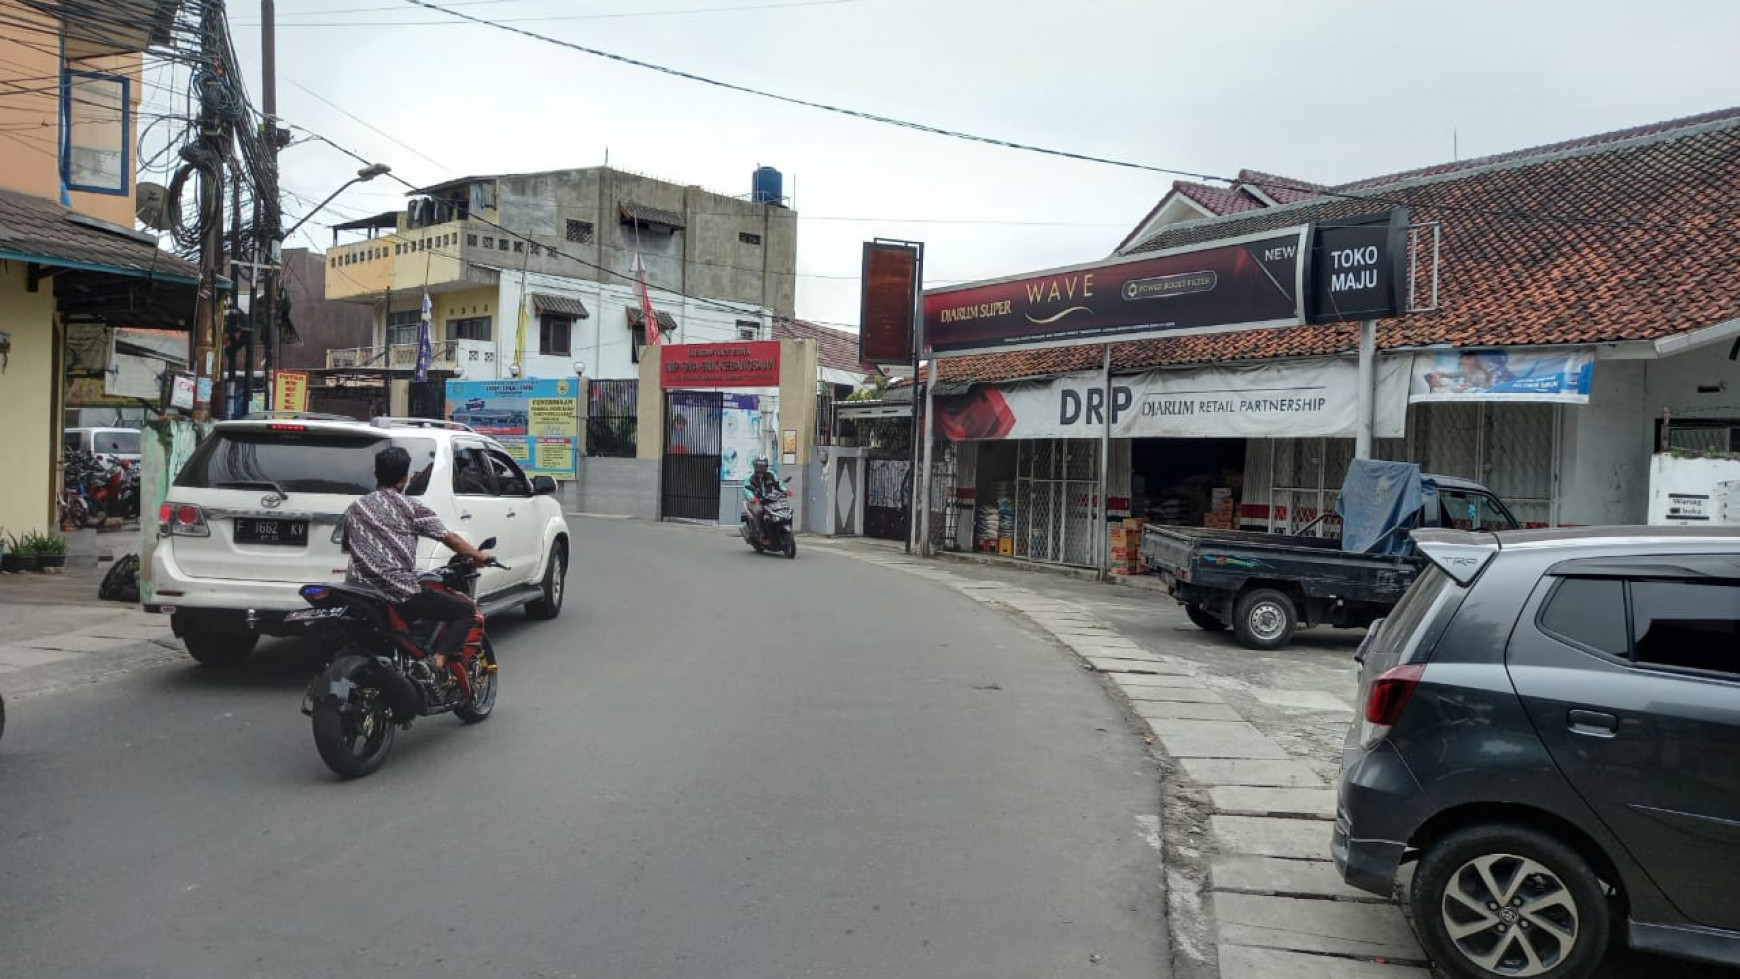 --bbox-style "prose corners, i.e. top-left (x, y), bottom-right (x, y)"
top-left (1440, 853), bottom-right (1579, 976)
